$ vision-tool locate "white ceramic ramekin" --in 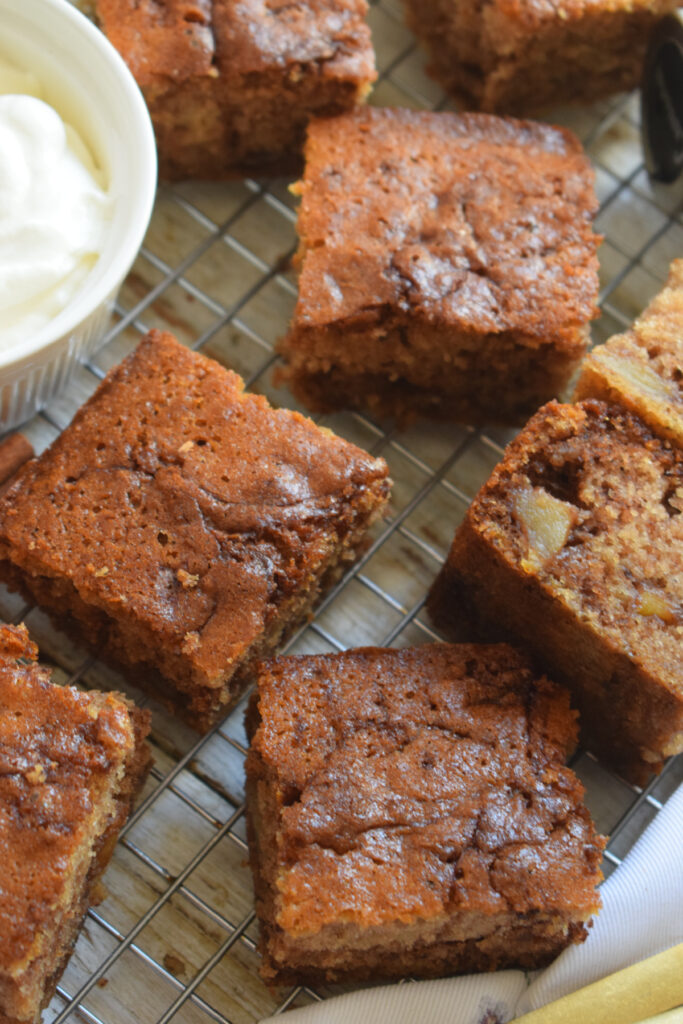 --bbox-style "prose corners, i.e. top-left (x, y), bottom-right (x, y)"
top-left (0, 0), bottom-right (157, 430)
